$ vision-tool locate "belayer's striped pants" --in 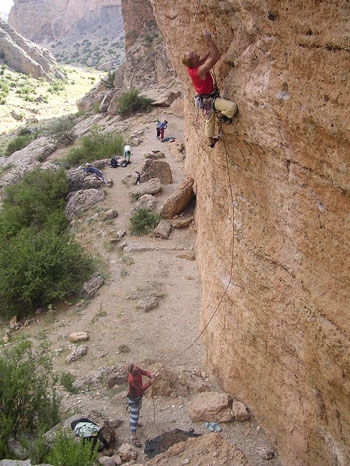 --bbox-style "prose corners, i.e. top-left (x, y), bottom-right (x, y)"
top-left (127, 396), bottom-right (142, 432)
